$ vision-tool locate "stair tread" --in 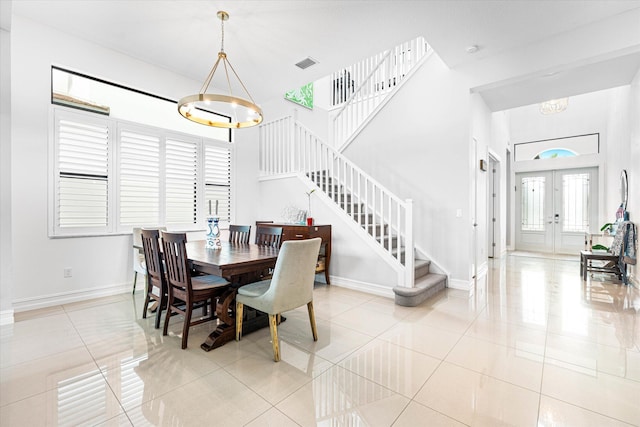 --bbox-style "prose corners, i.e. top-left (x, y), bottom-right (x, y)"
top-left (393, 273), bottom-right (446, 296)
